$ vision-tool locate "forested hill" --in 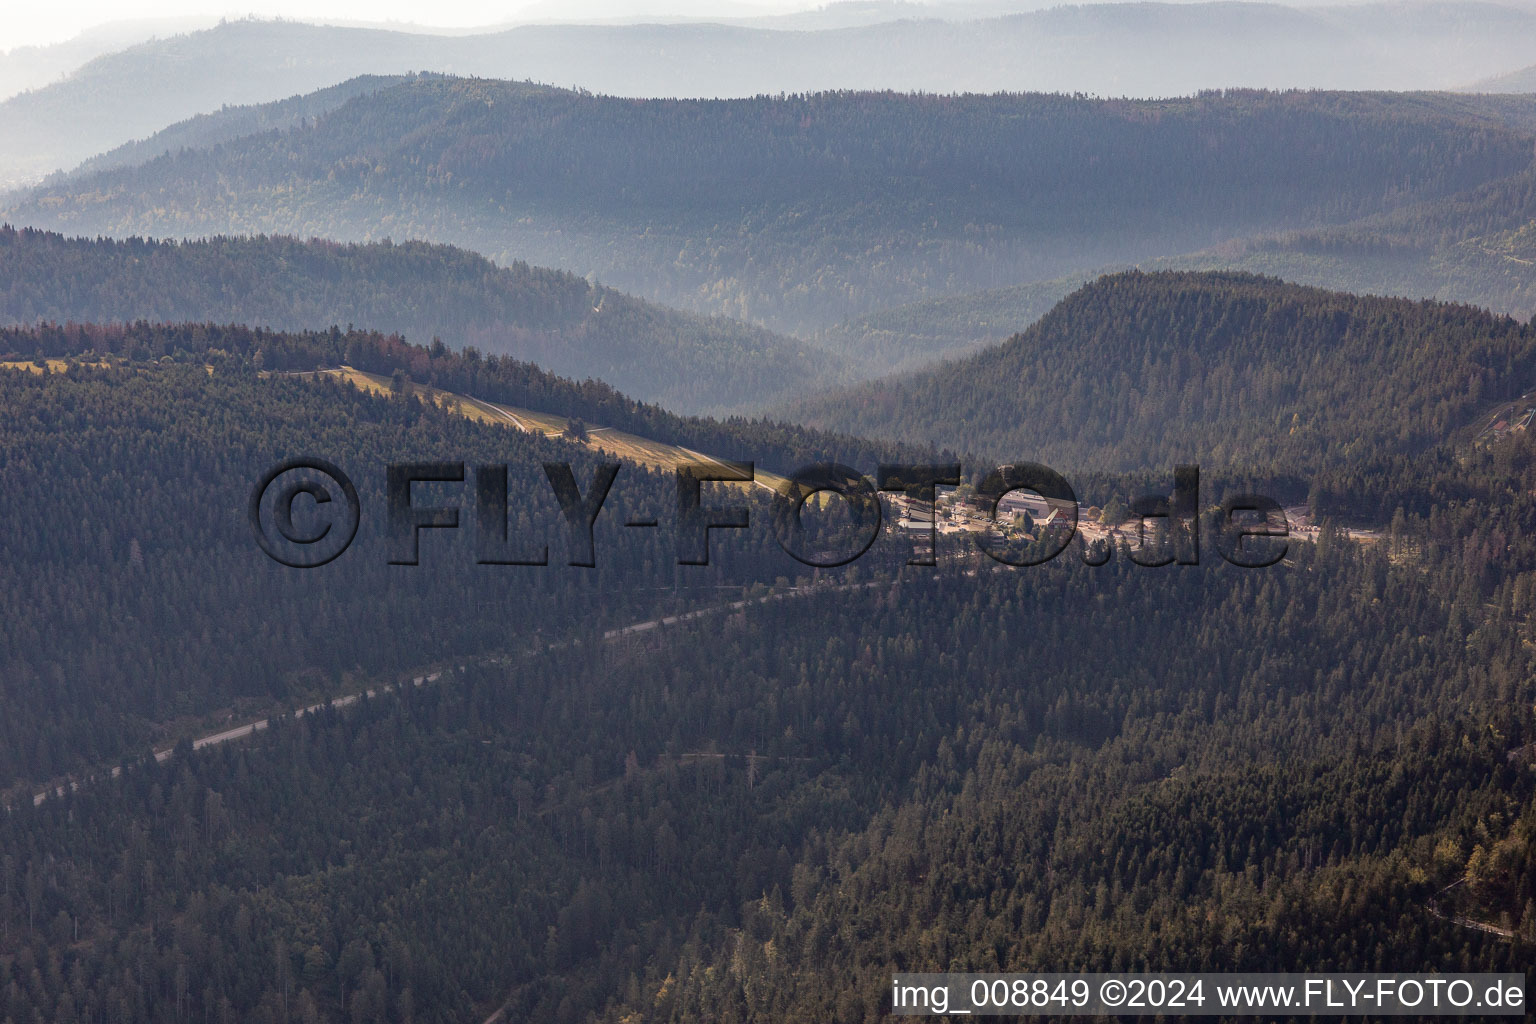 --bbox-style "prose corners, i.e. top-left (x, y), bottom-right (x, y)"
top-left (1, 319), bottom-right (917, 496)
top-left (8, 78), bottom-right (1535, 332)
top-left (0, 228), bottom-right (841, 415)
top-left (6, 5), bottom-right (1536, 188)
top-left (784, 271), bottom-right (1536, 474)
top-left (61, 74), bottom-right (413, 181)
